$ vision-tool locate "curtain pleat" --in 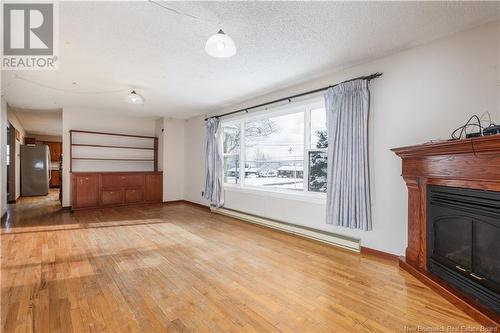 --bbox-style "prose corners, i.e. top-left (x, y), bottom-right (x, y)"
top-left (204, 118), bottom-right (224, 208)
top-left (325, 79), bottom-right (372, 230)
